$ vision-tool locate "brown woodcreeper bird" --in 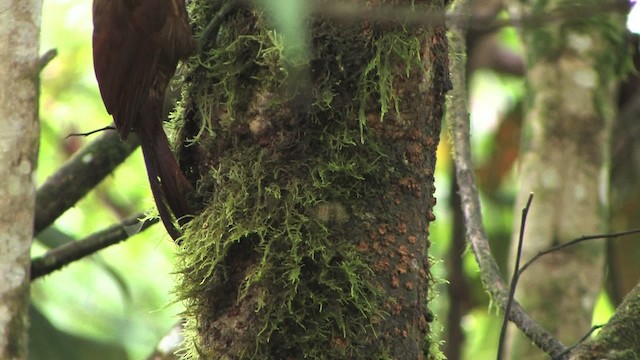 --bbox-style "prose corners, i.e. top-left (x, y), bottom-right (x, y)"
top-left (92, 0), bottom-right (197, 240)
